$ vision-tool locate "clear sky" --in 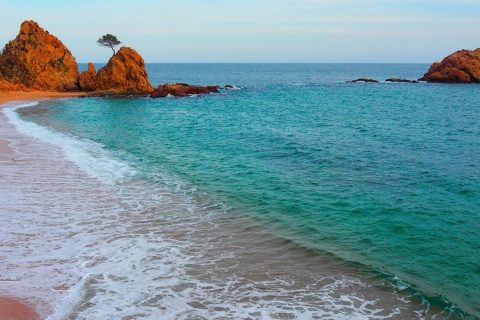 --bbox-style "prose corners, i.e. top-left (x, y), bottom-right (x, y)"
top-left (1, 0), bottom-right (479, 63)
